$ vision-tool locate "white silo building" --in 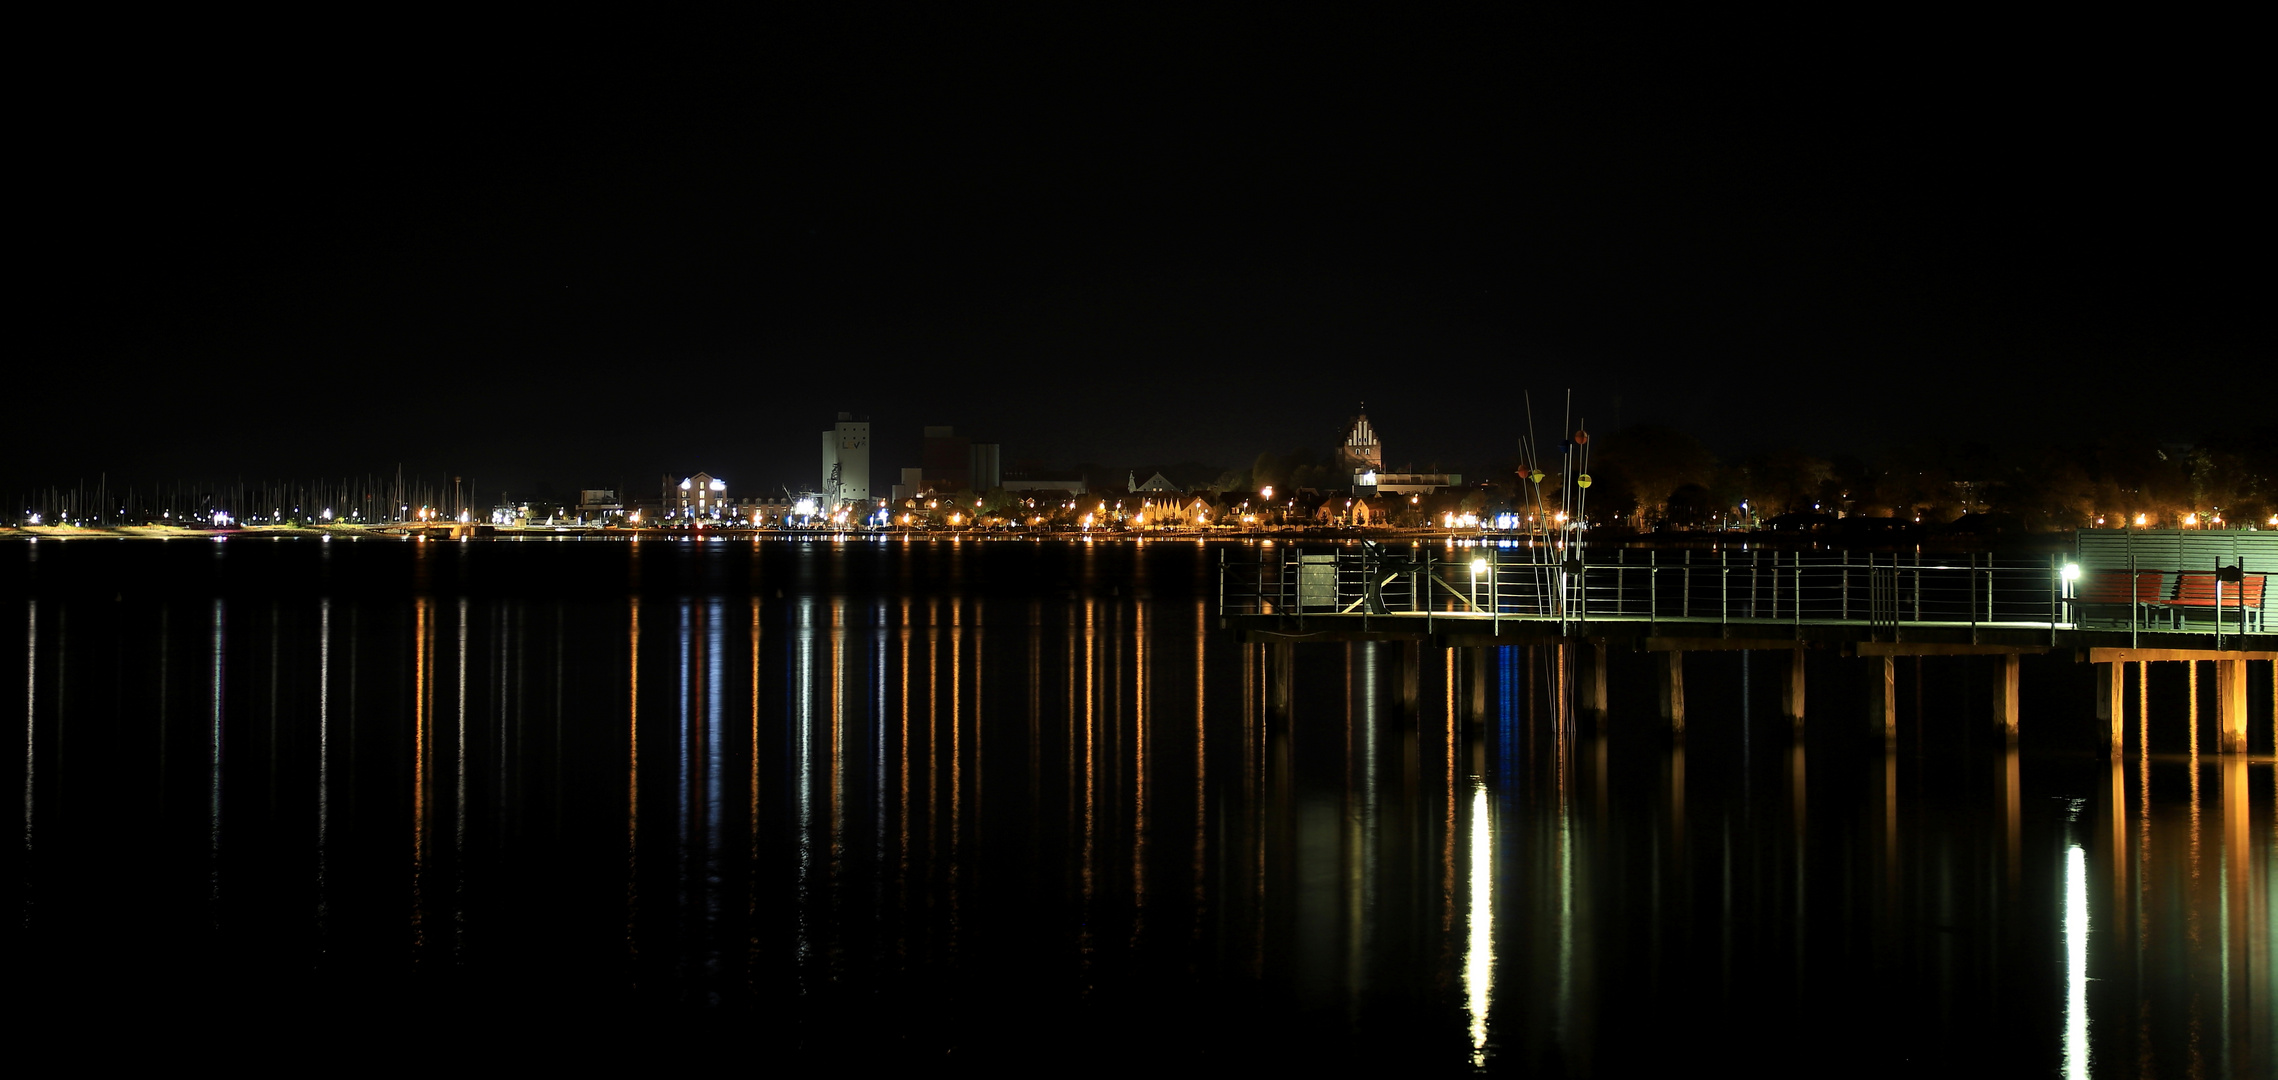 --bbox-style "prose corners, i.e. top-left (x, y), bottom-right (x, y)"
top-left (821, 411), bottom-right (872, 505)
